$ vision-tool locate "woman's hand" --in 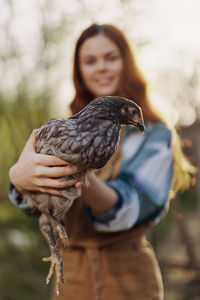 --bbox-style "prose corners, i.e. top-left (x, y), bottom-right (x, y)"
top-left (9, 130), bottom-right (83, 196)
top-left (81, 172), bottom-right (118, 213)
